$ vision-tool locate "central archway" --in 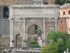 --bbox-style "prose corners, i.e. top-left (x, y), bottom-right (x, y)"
top-left (28, 24), bottom-right (38, 35)
top-left (27, 24), bottom-right (42, 48)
